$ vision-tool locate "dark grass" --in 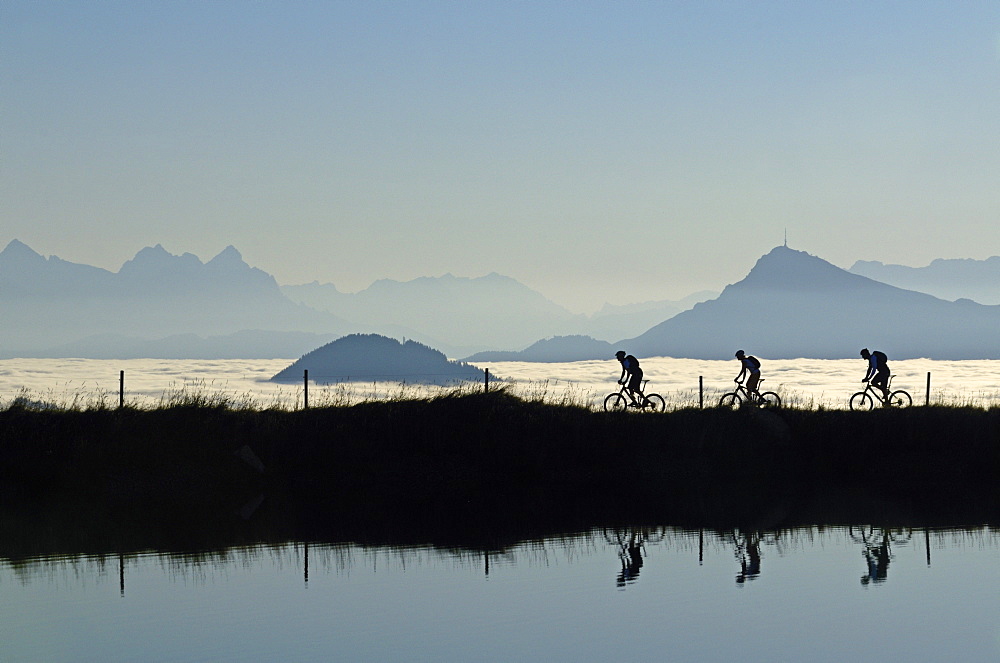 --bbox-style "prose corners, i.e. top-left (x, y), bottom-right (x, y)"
top-left (2, 391), bottom-right (1000, 556)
